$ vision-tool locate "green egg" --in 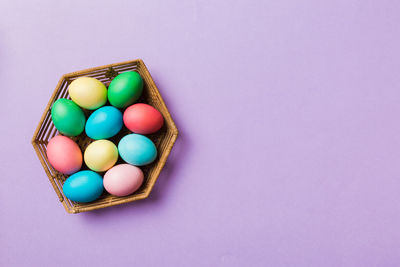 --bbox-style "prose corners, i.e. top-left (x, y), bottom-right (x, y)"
top-left (51, 98), bottom-right (86, 136)
top-left (108, 71), bottom-right (143, 108)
